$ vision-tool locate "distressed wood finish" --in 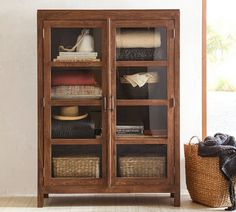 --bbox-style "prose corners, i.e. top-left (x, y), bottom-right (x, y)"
top-left (51, 138), bottom-right (102, 145)
top-left (116, 138), bottom-right (168, 145)
top-left (50, 99), bottom-right (102, 106)
top-left (38, 10), bottom-right (180, 207)
top-left (51, 61), bottom-right (103, 68)
top-left (43, 184), bottom-right (176, 193)
top-left (173, 12), bottom-right (180, 207)
top-left (37, 11), bottom-right (44, 208)
top-left (116, 99), bottom-right (168, 106)
top-left (116, 61), bottom-right (168, 67)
